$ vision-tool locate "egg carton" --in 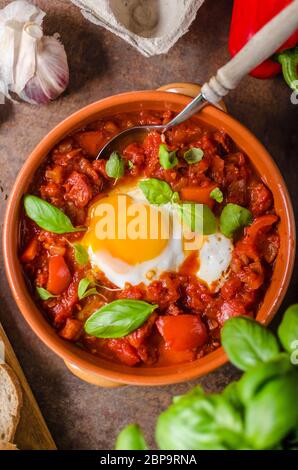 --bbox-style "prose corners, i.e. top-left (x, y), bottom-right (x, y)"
top-left (71, 0), bottom-right (205, 57)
